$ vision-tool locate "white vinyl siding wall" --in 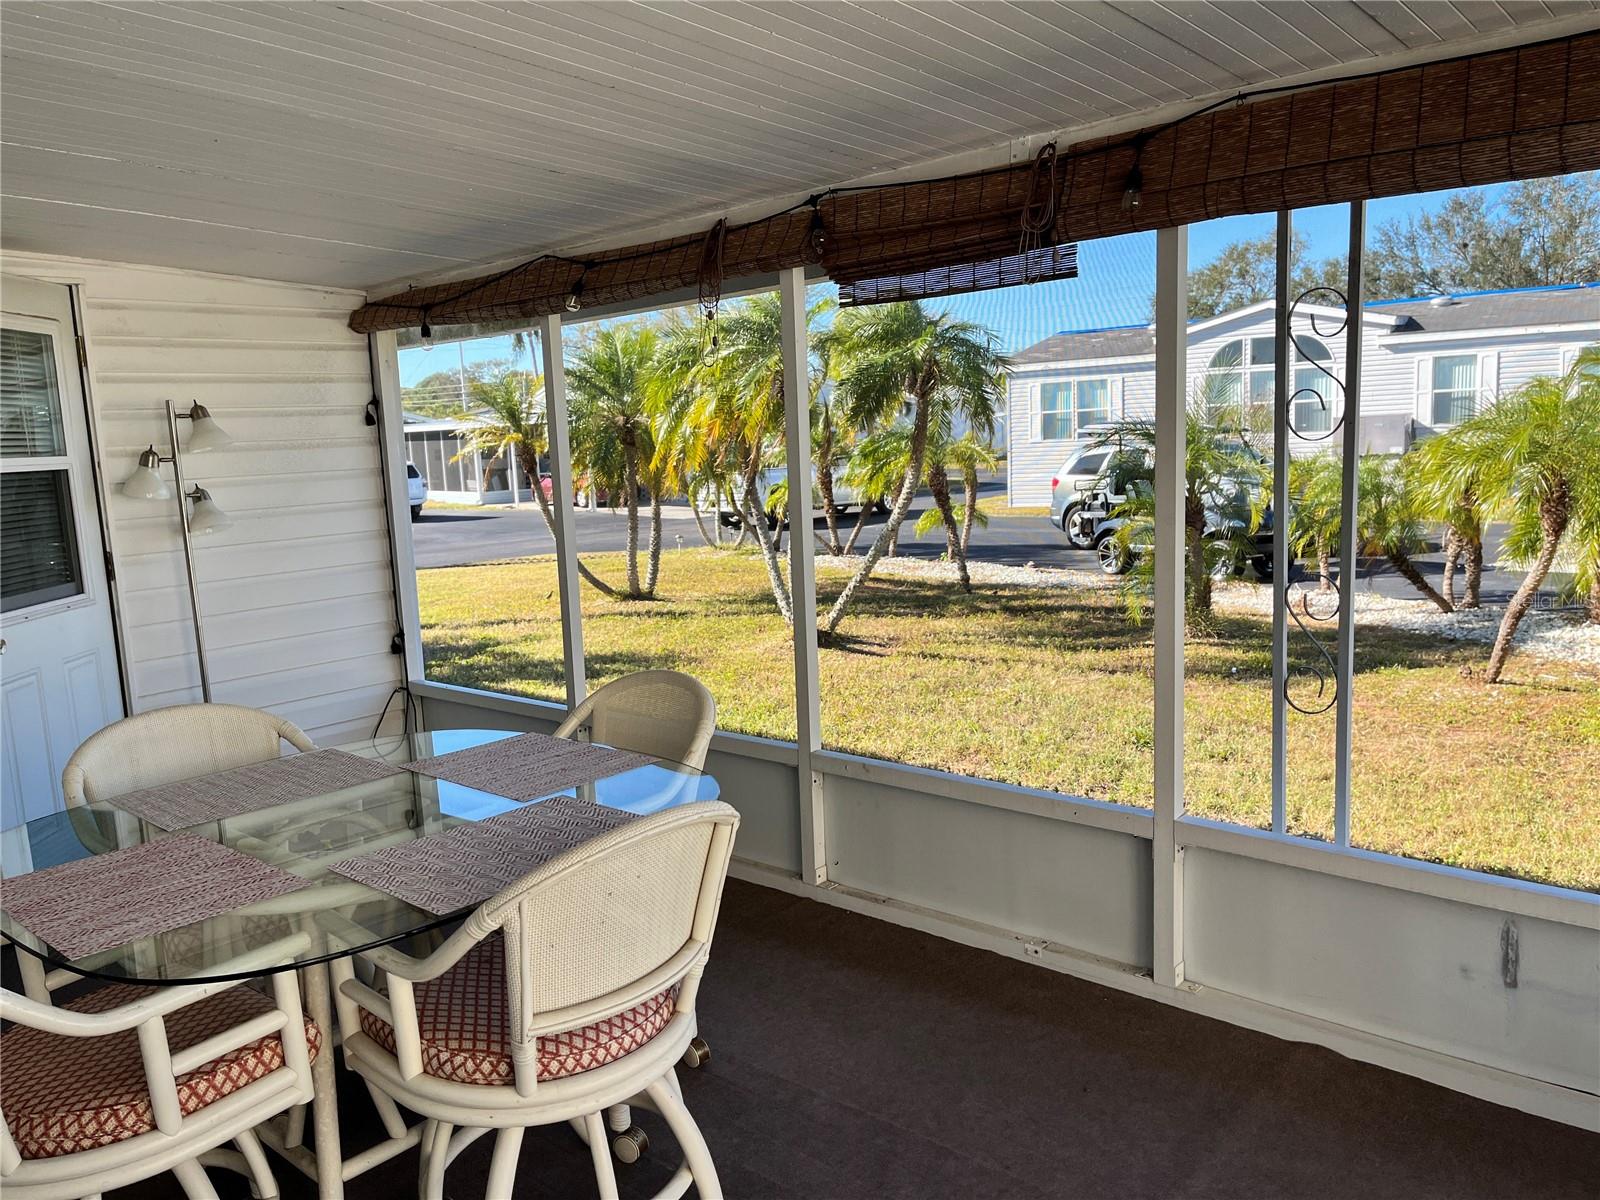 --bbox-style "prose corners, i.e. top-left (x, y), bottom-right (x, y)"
top-left (4, 254), bottom-right (401, 745)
